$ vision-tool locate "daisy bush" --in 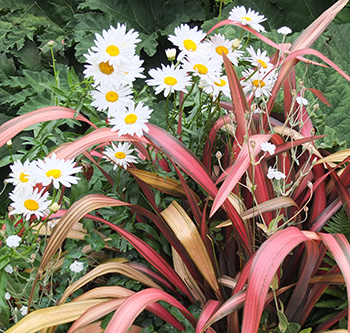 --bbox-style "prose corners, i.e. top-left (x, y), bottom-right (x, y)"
top-left (2, 1), bottom-right (350, 332)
